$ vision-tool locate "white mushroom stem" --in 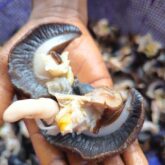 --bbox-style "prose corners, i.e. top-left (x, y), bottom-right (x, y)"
top-left (3, 98), bottom-right (59, 122)
top-left (33, 33), bottom-right (78, 80)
